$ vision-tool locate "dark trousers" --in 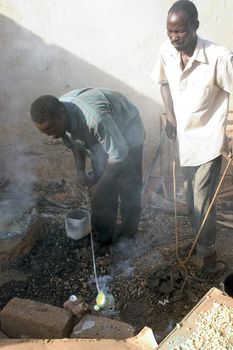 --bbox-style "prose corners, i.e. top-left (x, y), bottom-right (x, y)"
top-left (182, 155), bottom-right (222, 258)
top-left (91, 145), bottom-right (143, 244)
